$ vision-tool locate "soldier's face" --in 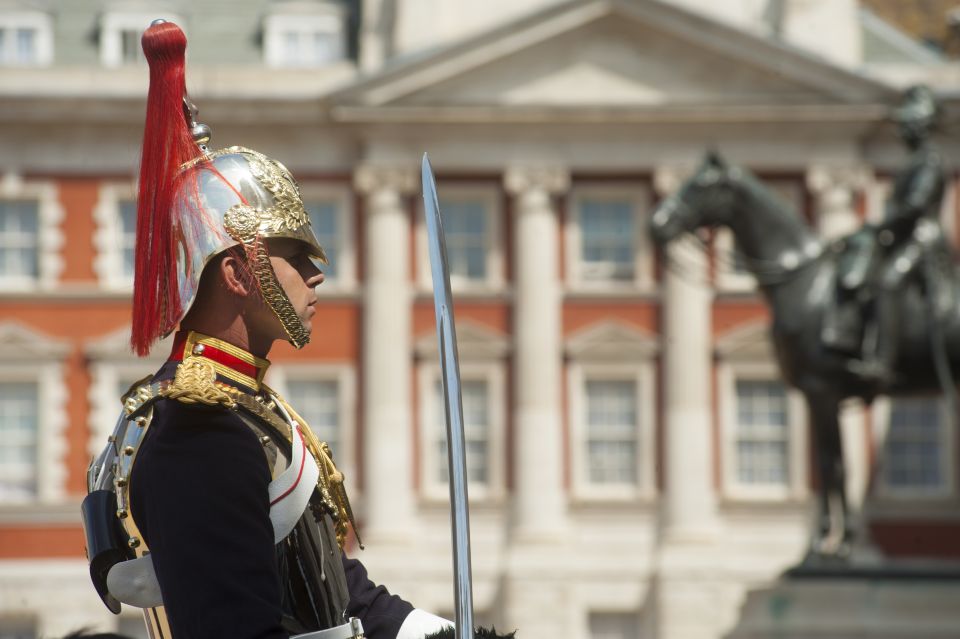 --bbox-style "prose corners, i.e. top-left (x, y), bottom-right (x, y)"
top-left (264, 238), bottom-right (325, 337)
